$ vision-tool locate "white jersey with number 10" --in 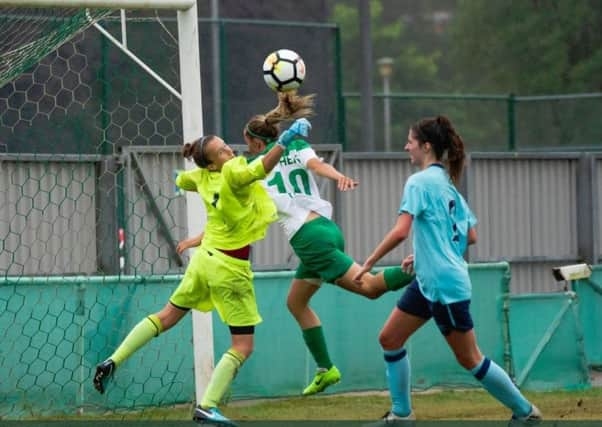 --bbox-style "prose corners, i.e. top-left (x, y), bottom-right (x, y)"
top-left (262, 140), bottom-right (332, 239)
